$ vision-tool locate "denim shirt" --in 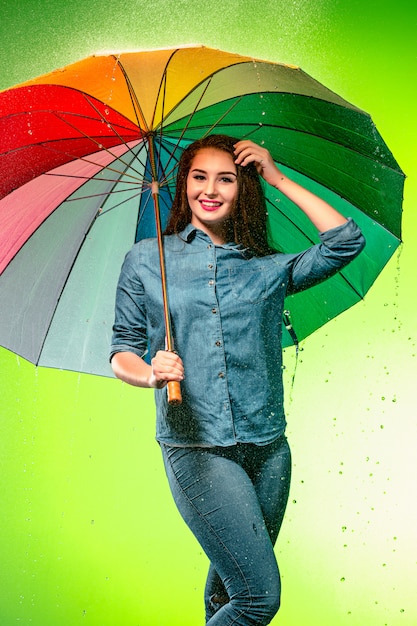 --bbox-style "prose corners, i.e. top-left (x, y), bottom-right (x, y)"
top-left (110, 219), bottom-right (365, 447)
